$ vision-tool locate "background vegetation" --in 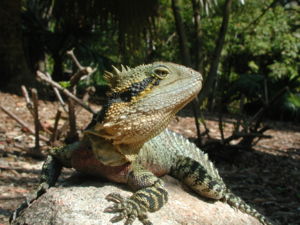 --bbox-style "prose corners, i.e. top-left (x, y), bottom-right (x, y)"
top-left (0, 0), bottom-right (299, 121)
top-left (0, 2), bottom-right (299, 224)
